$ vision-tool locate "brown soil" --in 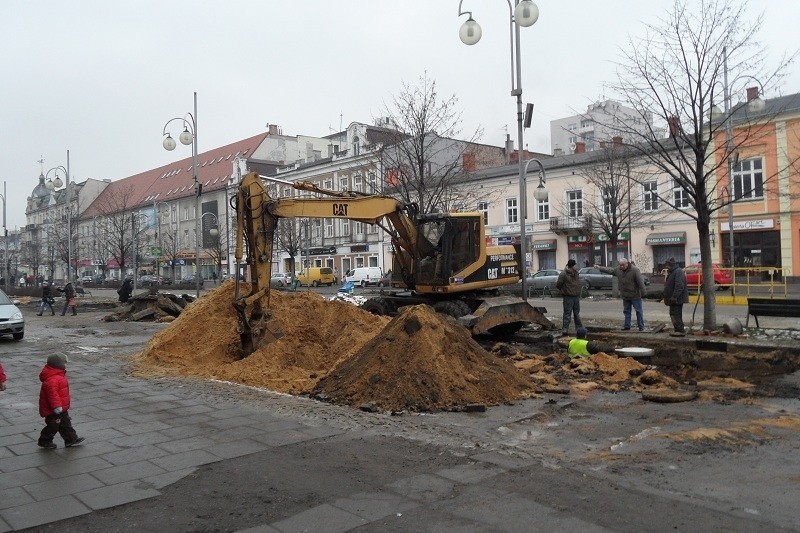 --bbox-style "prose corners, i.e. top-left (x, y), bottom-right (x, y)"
top-left (313, 304), bottom-right (535, 412)
top-left (133, 280), bottom-right (736, 412)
